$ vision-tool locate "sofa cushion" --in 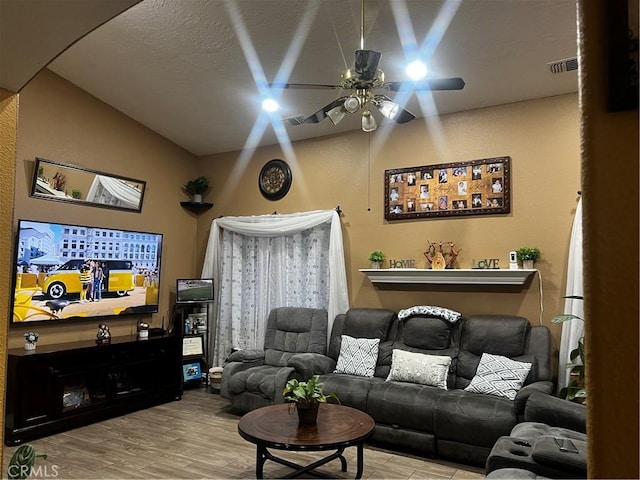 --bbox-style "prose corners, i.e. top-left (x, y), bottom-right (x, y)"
top-left (434, 389), bottom-right (517, 448)
top-left (227, 365), bottom-right (284, 398)
top-left (463, 315), bottom-right (530, 357)
top-left (327, 308), bottom-right (396, 360)
top-left (334, 335), bottom-right (379, 377)
top-left (464, 353), bottom-right (532, 400)
top-left (319, 373), bottom-right (384, 411)
top-left (386, 349), bottom-right (451, 389)
top-left (399, 315), bottom-right (455, 350)
top-left (368, 381), bottom-right (446, 432)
